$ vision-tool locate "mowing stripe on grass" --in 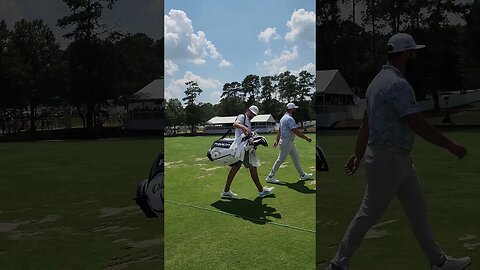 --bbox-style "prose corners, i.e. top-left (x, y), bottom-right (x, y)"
top-left (166, 200), bottom-right (315, 234)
